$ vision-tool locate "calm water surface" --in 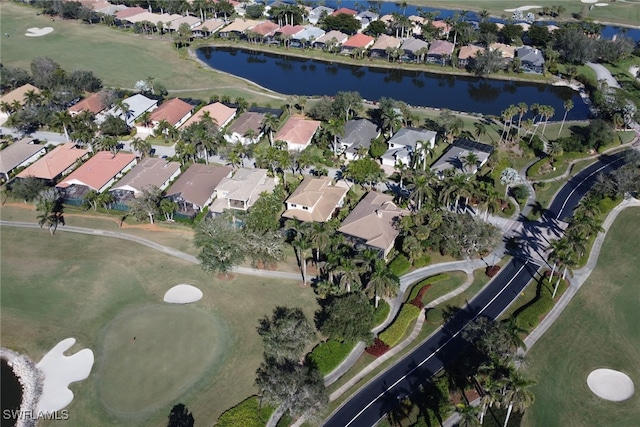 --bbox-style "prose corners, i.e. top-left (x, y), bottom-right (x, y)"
top-left (1, 359), bottom-right (22, 427)
top-left (197, 46), bottom-right (590, 120)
